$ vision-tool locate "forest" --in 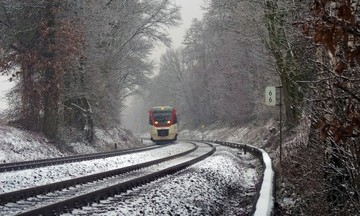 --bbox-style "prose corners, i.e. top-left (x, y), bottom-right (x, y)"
top-left (0, 0), bottom-right (359, 215)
